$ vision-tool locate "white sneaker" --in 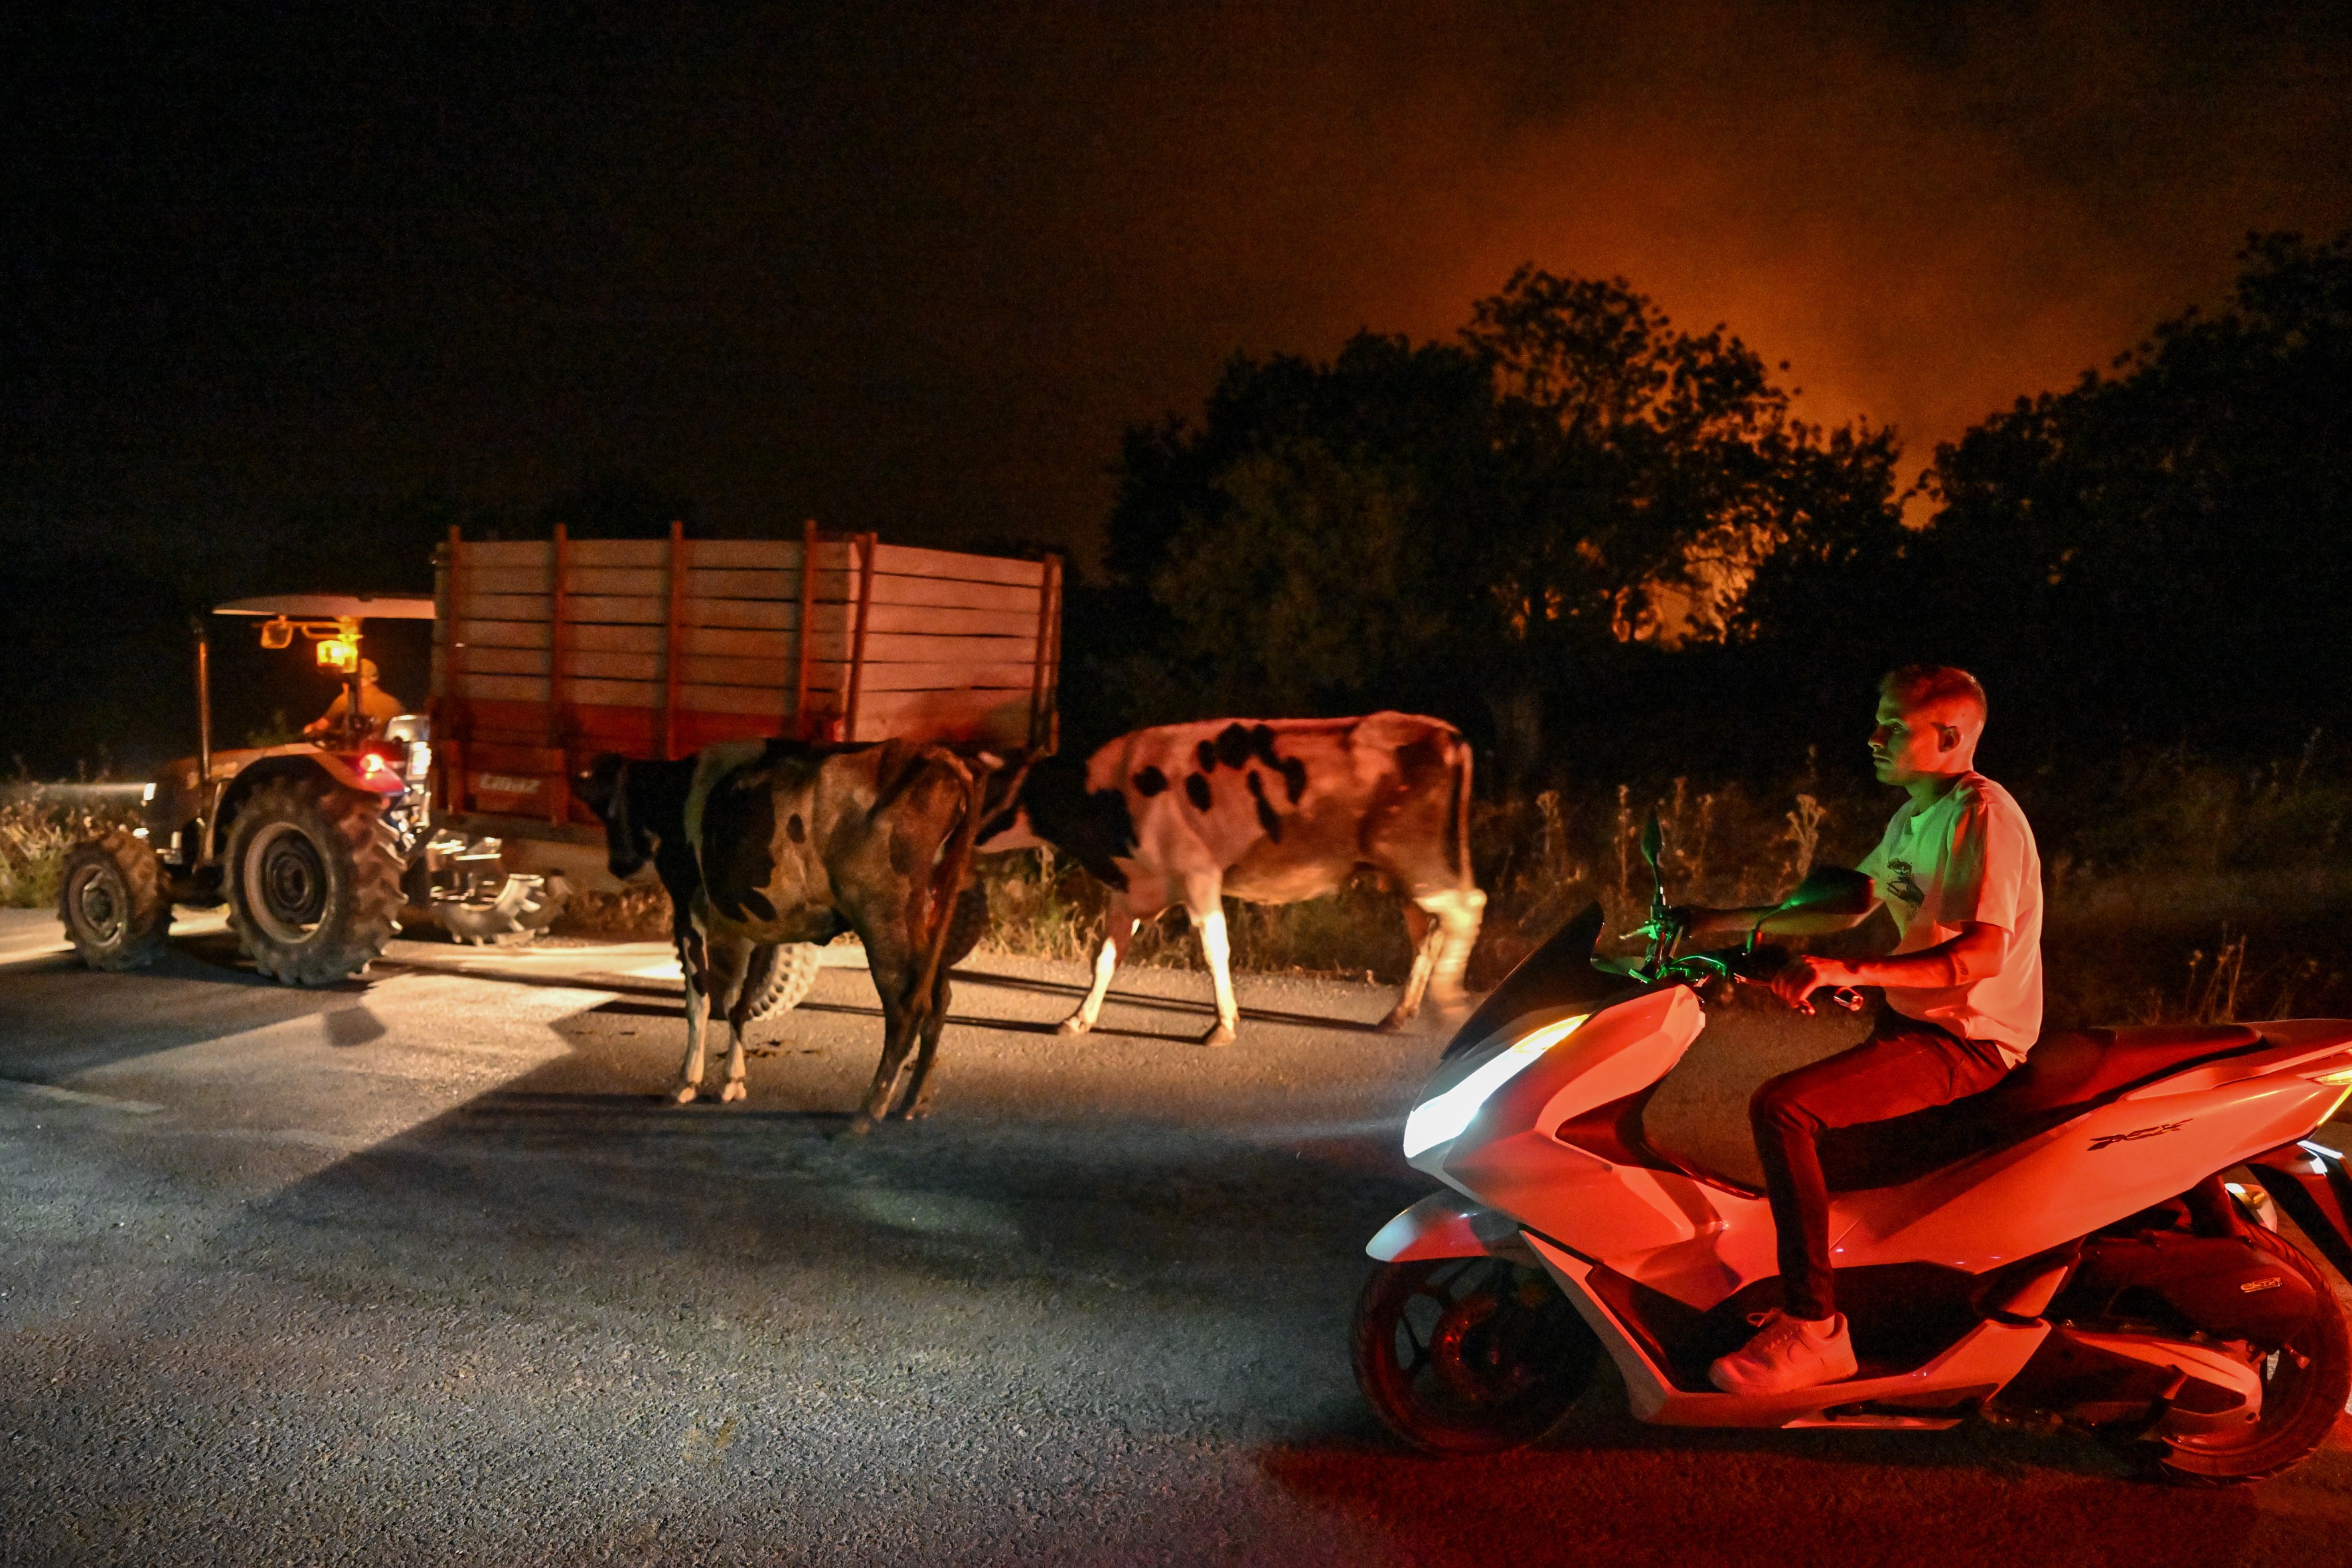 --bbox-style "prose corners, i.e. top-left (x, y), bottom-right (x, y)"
top-left (1708, 1309), bottom-right (1859, 1395)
